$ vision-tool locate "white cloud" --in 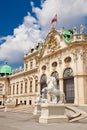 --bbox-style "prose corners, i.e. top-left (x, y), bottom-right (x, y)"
top-left (31, 0), bottom-right (87, 28)
top-left (0, 0), bottom-right (87, 67)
